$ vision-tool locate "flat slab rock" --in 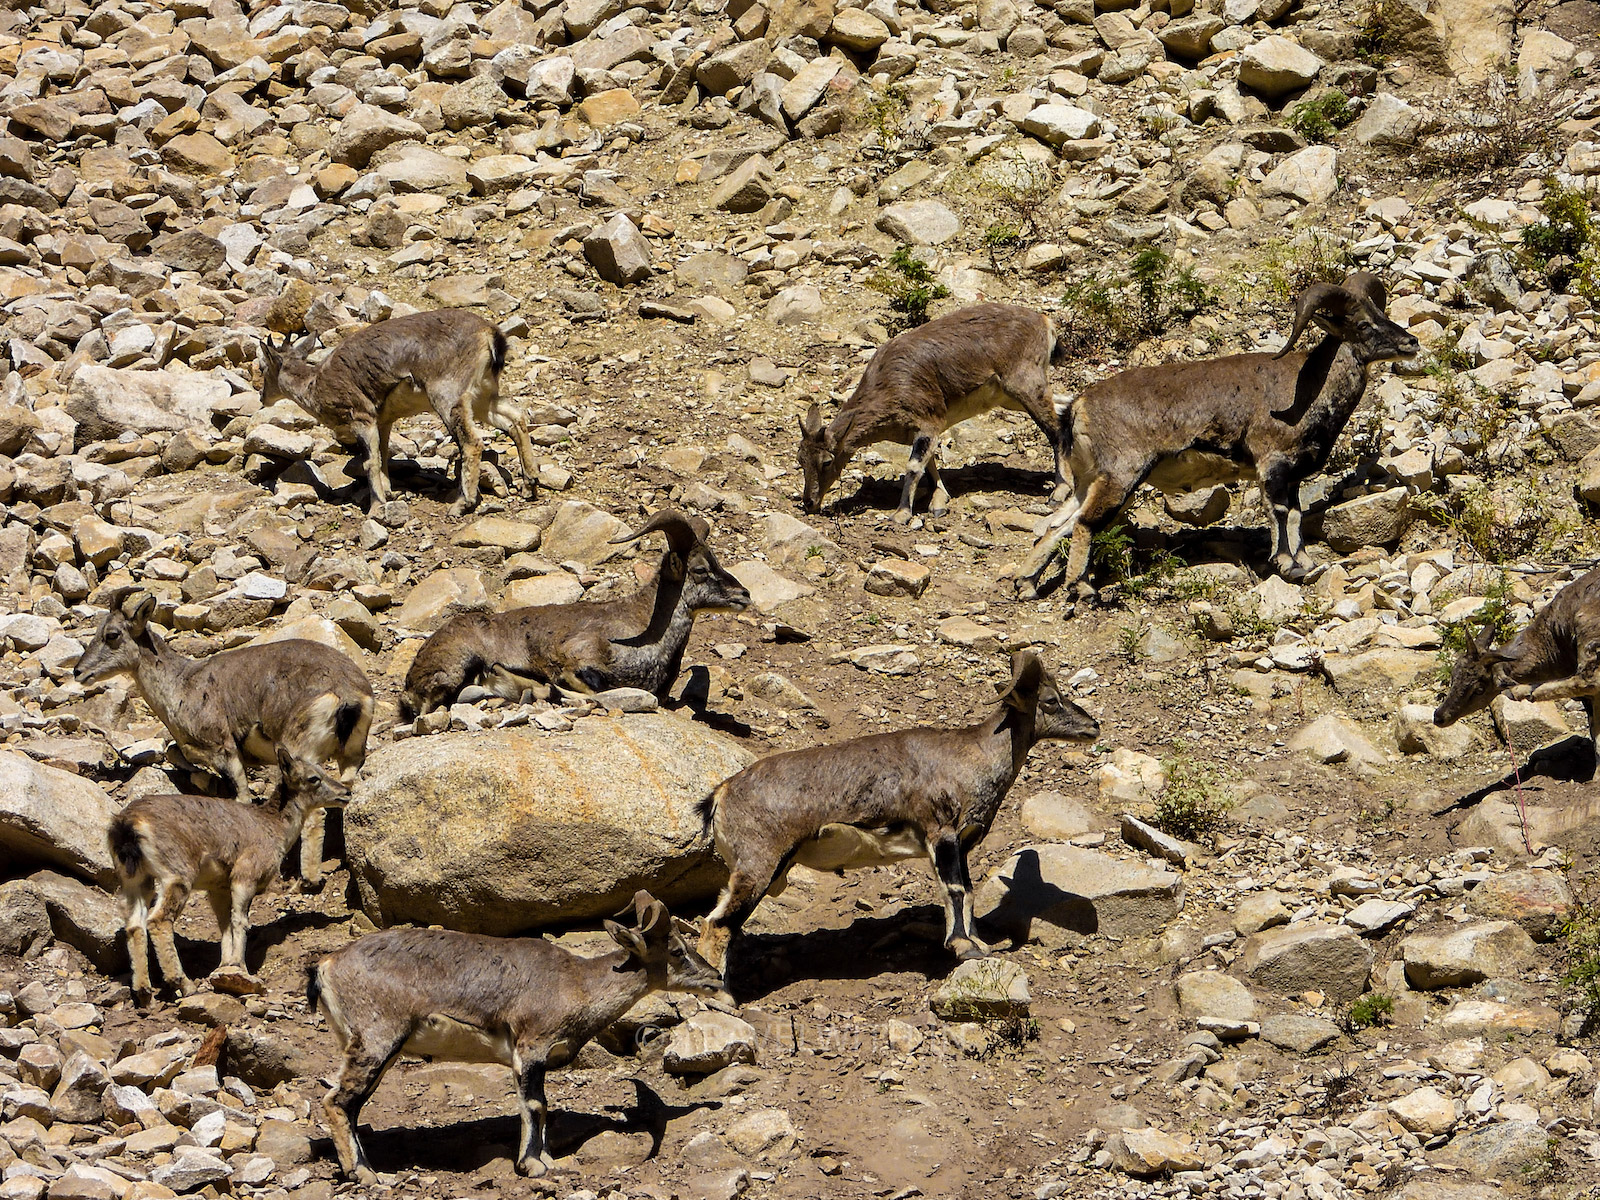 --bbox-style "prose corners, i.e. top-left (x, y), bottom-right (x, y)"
top-left (1240, 923), bottom-right (1373, 1002)
top-left (931, 959), bottom-right (1030, 1020)
top-left (1400, 920), bottom-right (1537, 990)
top-left (974, 844), bottom-right (1185, 945)
top-left (1258, 1013), bottom-right (1341, 1053)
